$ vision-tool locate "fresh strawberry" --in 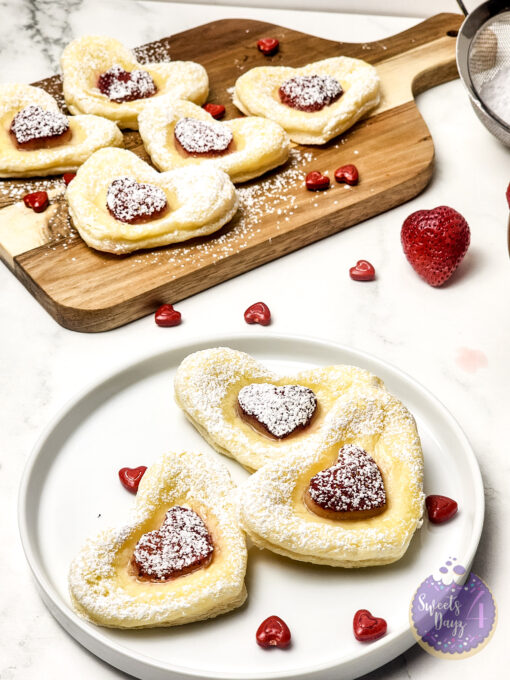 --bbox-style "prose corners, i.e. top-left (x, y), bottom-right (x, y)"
top-left (401, 206), bottom-right (470, 287)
